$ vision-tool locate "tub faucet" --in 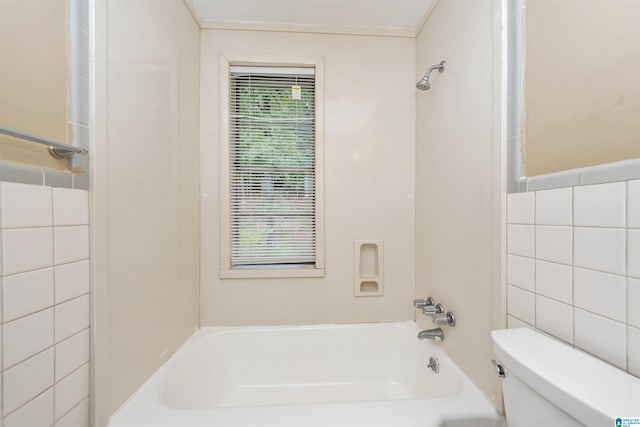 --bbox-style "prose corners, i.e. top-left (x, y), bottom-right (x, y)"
top-left (418, 328), bottom-right (444, 341)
